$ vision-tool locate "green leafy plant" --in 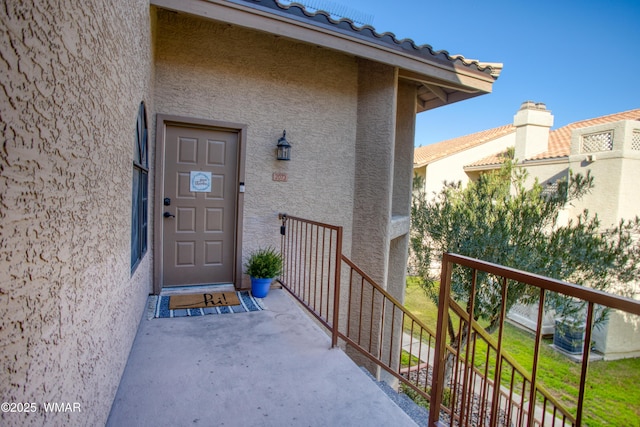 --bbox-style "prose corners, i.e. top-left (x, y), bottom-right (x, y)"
top-left (410, 154), bottom-right (640, 385)
top-left (411, 155), bottom-right (640, 332)
top-left (244, 247), bottom-right (283, 279)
